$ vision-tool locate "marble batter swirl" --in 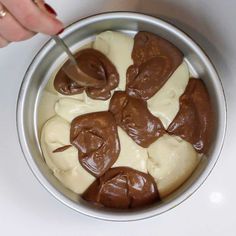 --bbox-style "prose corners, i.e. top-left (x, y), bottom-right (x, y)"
top-left (39, 30), bottom-right (214, 210)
